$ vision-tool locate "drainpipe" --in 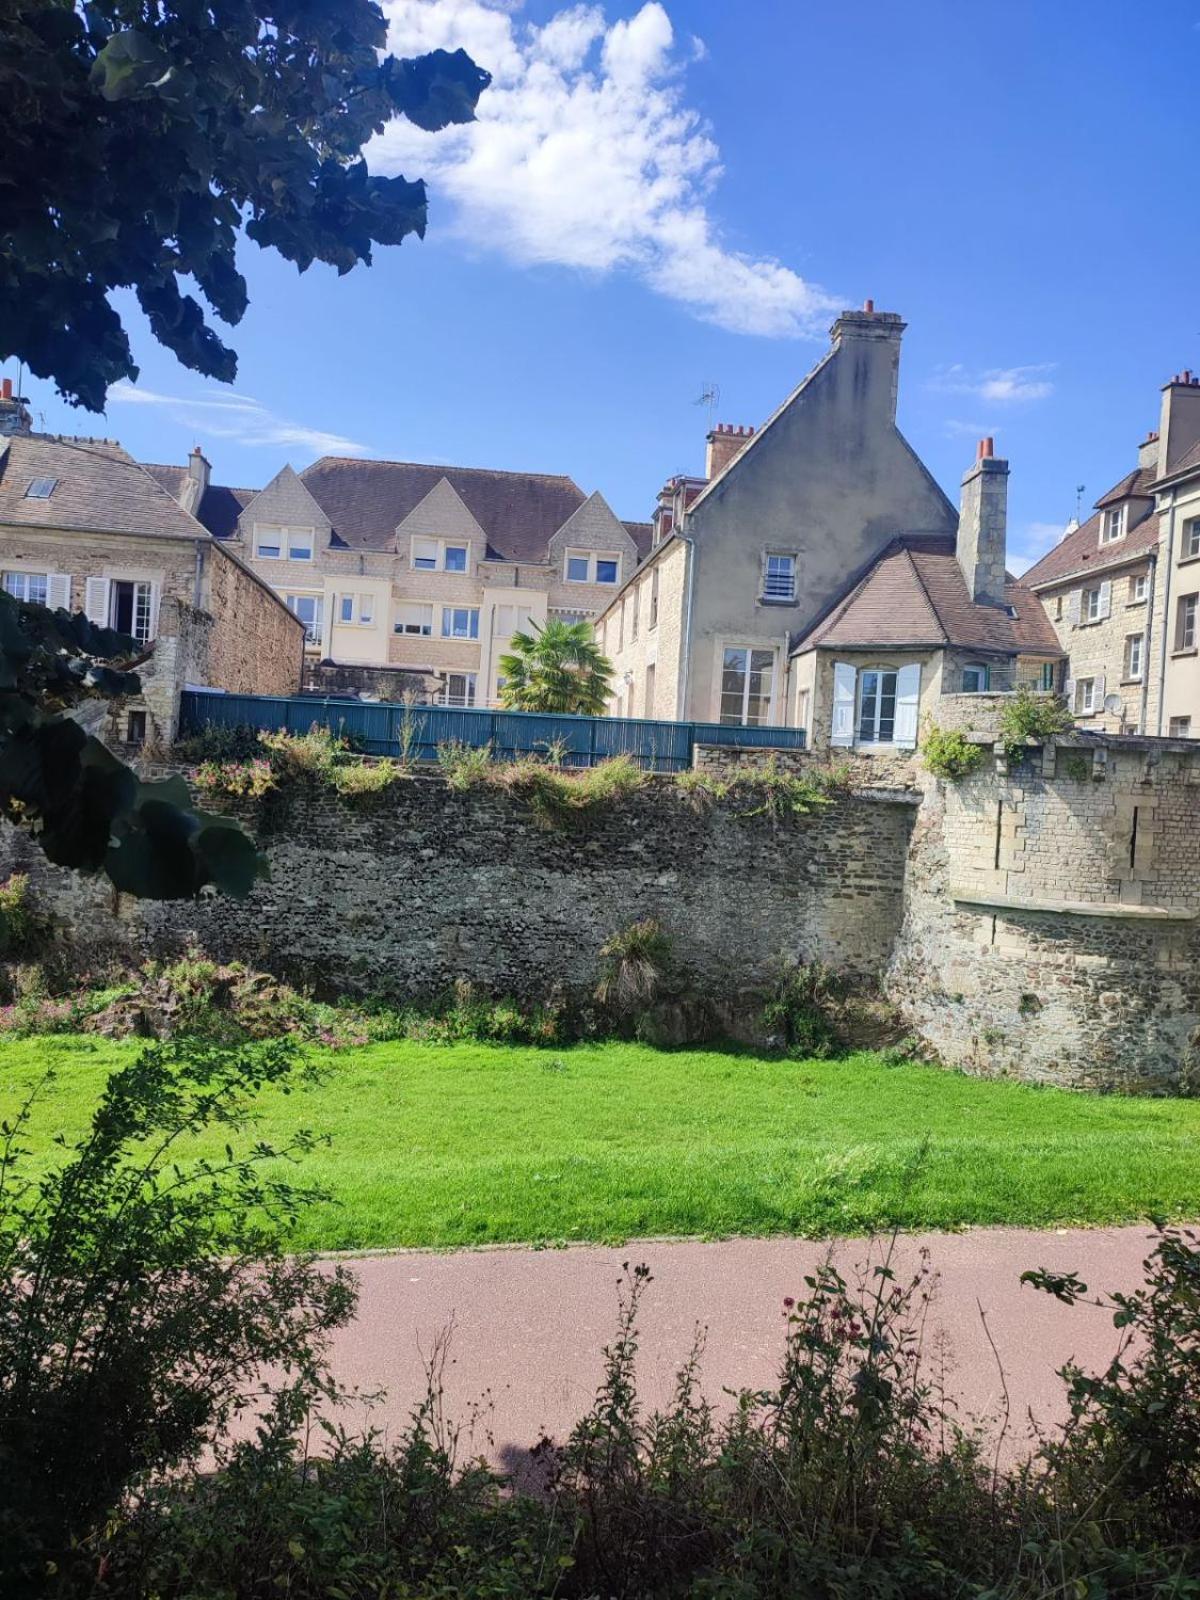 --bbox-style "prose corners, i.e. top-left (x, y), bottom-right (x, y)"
top-left (1140, 550), bottom-right (1156, 735)
top-left (1154, 488), bottom-right (1178, 734)
top-left (676, 529), bottom-right (697, 721)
